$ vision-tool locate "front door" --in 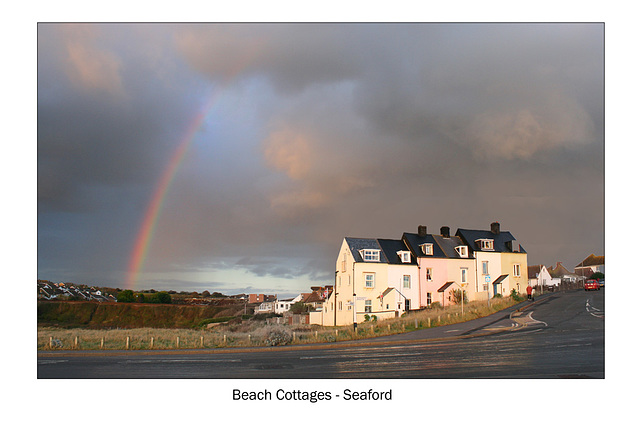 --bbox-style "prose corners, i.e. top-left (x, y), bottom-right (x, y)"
top-left (405, 299), bottom-right (410, 312)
